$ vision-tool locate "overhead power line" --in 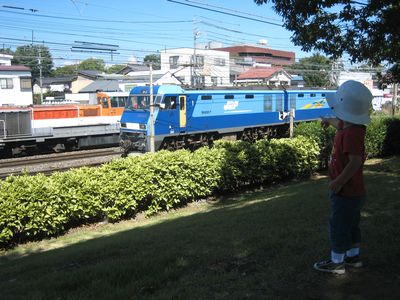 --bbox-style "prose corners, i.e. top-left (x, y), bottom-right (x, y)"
top-left (167, 0), bottom-right (283, 27)
top-left (0, 8), bottom-right (192, 24)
